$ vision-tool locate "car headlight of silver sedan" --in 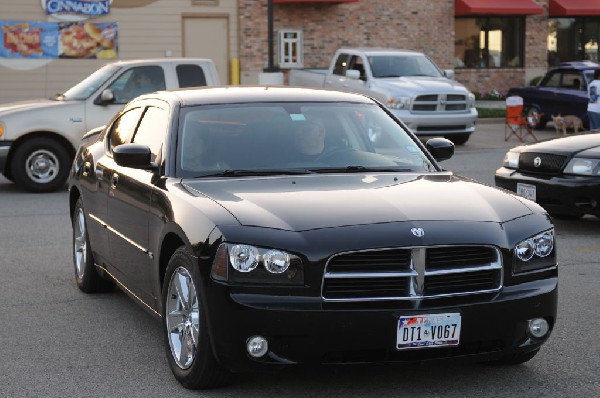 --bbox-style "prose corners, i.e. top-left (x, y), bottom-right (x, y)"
top-left (502, 151), bottom-right (520, 169)
top-left (211, 243), bottom-right (304, 285)
top-left (513, 229), bottom-right (555, 274)
top-left (563, 158), bottom-right (600, 176)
